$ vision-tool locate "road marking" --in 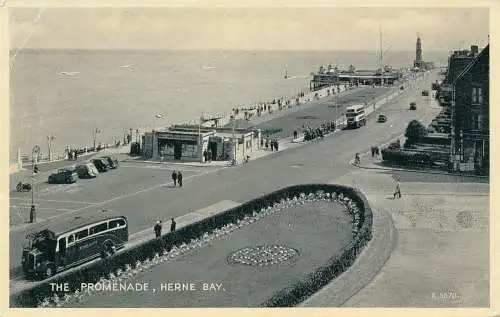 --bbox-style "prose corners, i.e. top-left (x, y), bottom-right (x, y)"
top-left (120, 164), bottom-right (202, 173)
top-left (9, 168), bottom-right (221, 233)
top-left (11, 205), bottom-right (75, 212)
top-left (9, 197), bottom-right (96, 205)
